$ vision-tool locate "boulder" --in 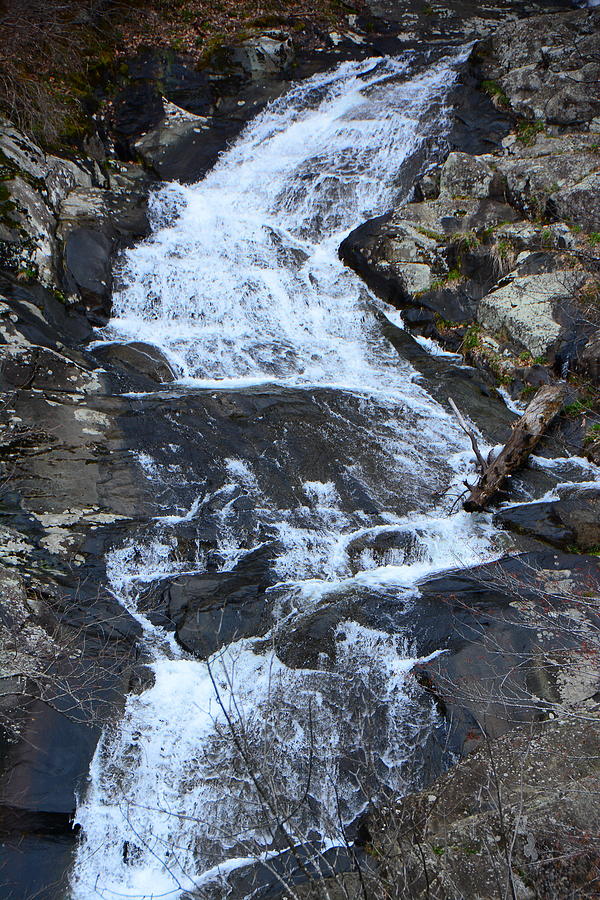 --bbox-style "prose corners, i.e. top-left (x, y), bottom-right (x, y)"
top-left (133, 111), bottom-right (229, 183)
top-left (110, 50), bottom-right (213, 155)
top-left (0, 175), bottom-right (57, 283)
top-left (140, 545), bottom-right (276, 657)
top-left (0, 117), bottom-right (96, 191)
top-left (165, 571), bottom-right (271, 657)
top-left (438, 152), bottom-right (501, 201)
top-left (579, 332), bottom-right (600, 382)
top-left (0, 119), bottom-right (99, 285)
top-left (496, 146), bottom-right (600, 221)
top-left (548, 173), bottom-right (600, 233)
top-left (228, 32), bottom-right (295, 79)
top-left (63, 227), bottom-right (113, 309)
top-left (413, 550), bottom-right (600, 750)
top-left (399, 198), bottom-right (519, 235)
top-left (92, 341), bottom-right (177, 384)
top-left (0, 117), bottom-right (50, 179)
top-left (340, 199), bottom-right (519, 323)
top-left (477, 270), bottom-right (586, 358)
top-left (0, 562), bottom-right (139, 896)
top-left (389, 136), bottom-right (599, 234)
top-left (495, 484), bottom-right (600, 551)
